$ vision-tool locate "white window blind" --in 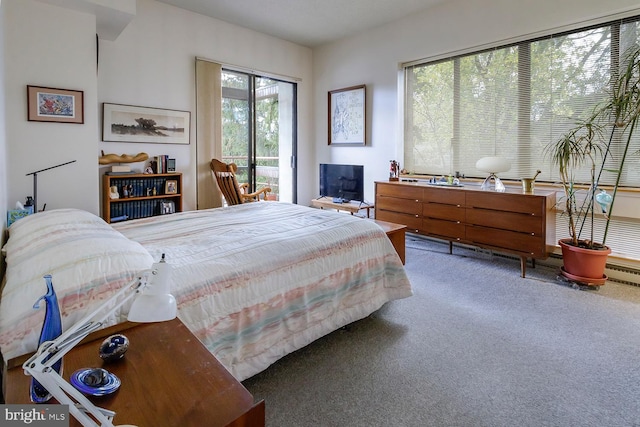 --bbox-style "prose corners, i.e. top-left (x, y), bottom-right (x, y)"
top-left (404, 17), bottom-right (640, 260)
